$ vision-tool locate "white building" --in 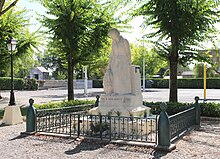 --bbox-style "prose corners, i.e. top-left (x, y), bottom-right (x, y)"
top-left (30, 67), bottom-right (49, 80)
